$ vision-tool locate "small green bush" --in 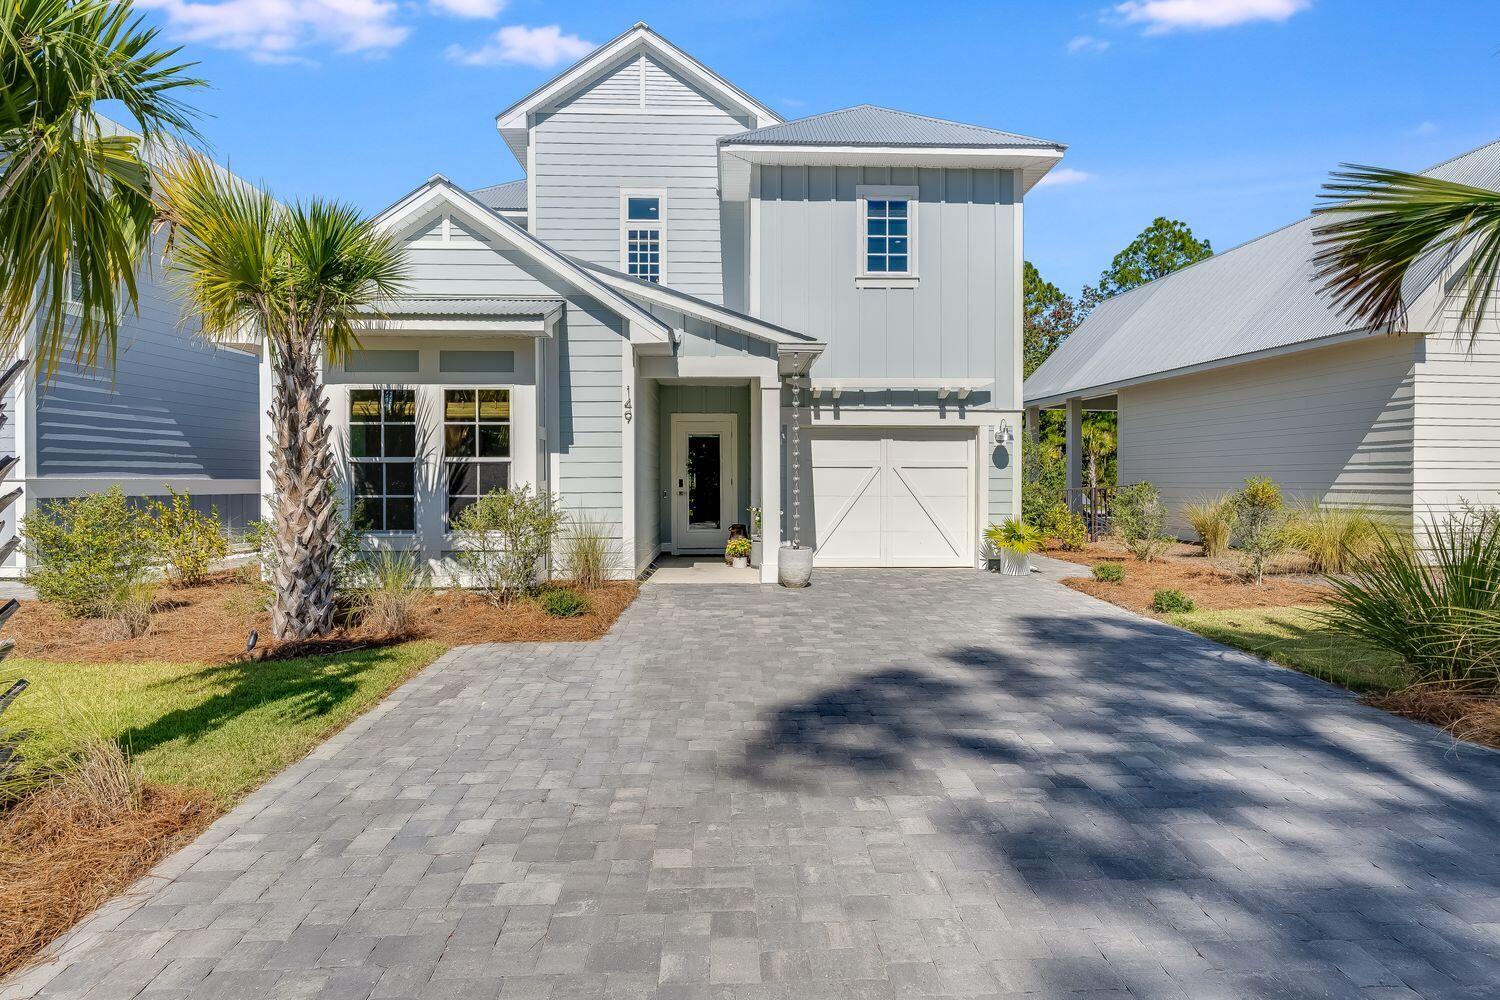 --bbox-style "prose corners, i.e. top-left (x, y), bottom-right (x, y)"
top-left (1151, 588), bottom-right (1195, 614)
top-left (725, 536), bottom-right (753, 560)
top-left (538, 586), bottom-right (590, 618)
top-left (1046, 503), bottom-right (1088, 551)
top-left (148, 488), bottom-right (229, 585)
top-left (1092, 562), bottom-right (1124, 583)
top-left (21, 487), bottom-right (156, 618)
top-left (1284, 502), bottom-right (1385, 574)
top-left (559, 514), bottom-right (621, 589)
top-left (985, 517), bottom-right (1046, 555)
top-left (1231, 476), bottom-right (1293, 584)
top-left (1182, 494), bottom-right (1235, 559)
top-left (352, 550), bottom-right (430, 635)
top-left (1321, 505), bottom-right (1500, 684)
top-left (452, 485), bottom-right (565, 603)
top-left (1109, 482), bottom-right (1172, 562)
